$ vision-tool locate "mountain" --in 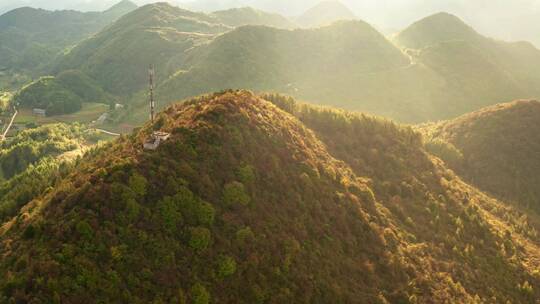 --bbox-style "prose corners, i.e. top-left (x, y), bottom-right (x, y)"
top-left (393, 12), bottom-right (540, 118)
top-left (296, 1), bottom-right (356, 28)
top-left (422, 99), bottom-right (540, 211)
top-left (151, 20), bottom-right (426, 123)
top-left (0, 0), bottom-right (137, 88)
top-left (55, 3), bottom-right (230, 96)
top-left (54, 3), bottom-right (301, 96)
top-left (211, 7), bottom-right (296, 29)
top-left (1, 90), bottom-right (539, 303)
top-left (46, 7), bottom-right (540, 126)
top-left (394, 12), bottom-right (478, 49)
